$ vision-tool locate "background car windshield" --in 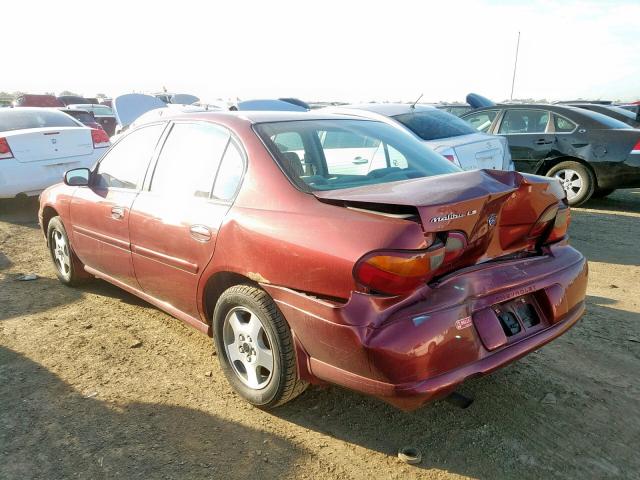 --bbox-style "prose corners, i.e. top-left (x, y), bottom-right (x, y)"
top-left (393, 110), bottom-right (477, 140)
top-left (0, 109), bottom-right (80, 132)
top-left (255, 119), bottom-right (460, 192)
